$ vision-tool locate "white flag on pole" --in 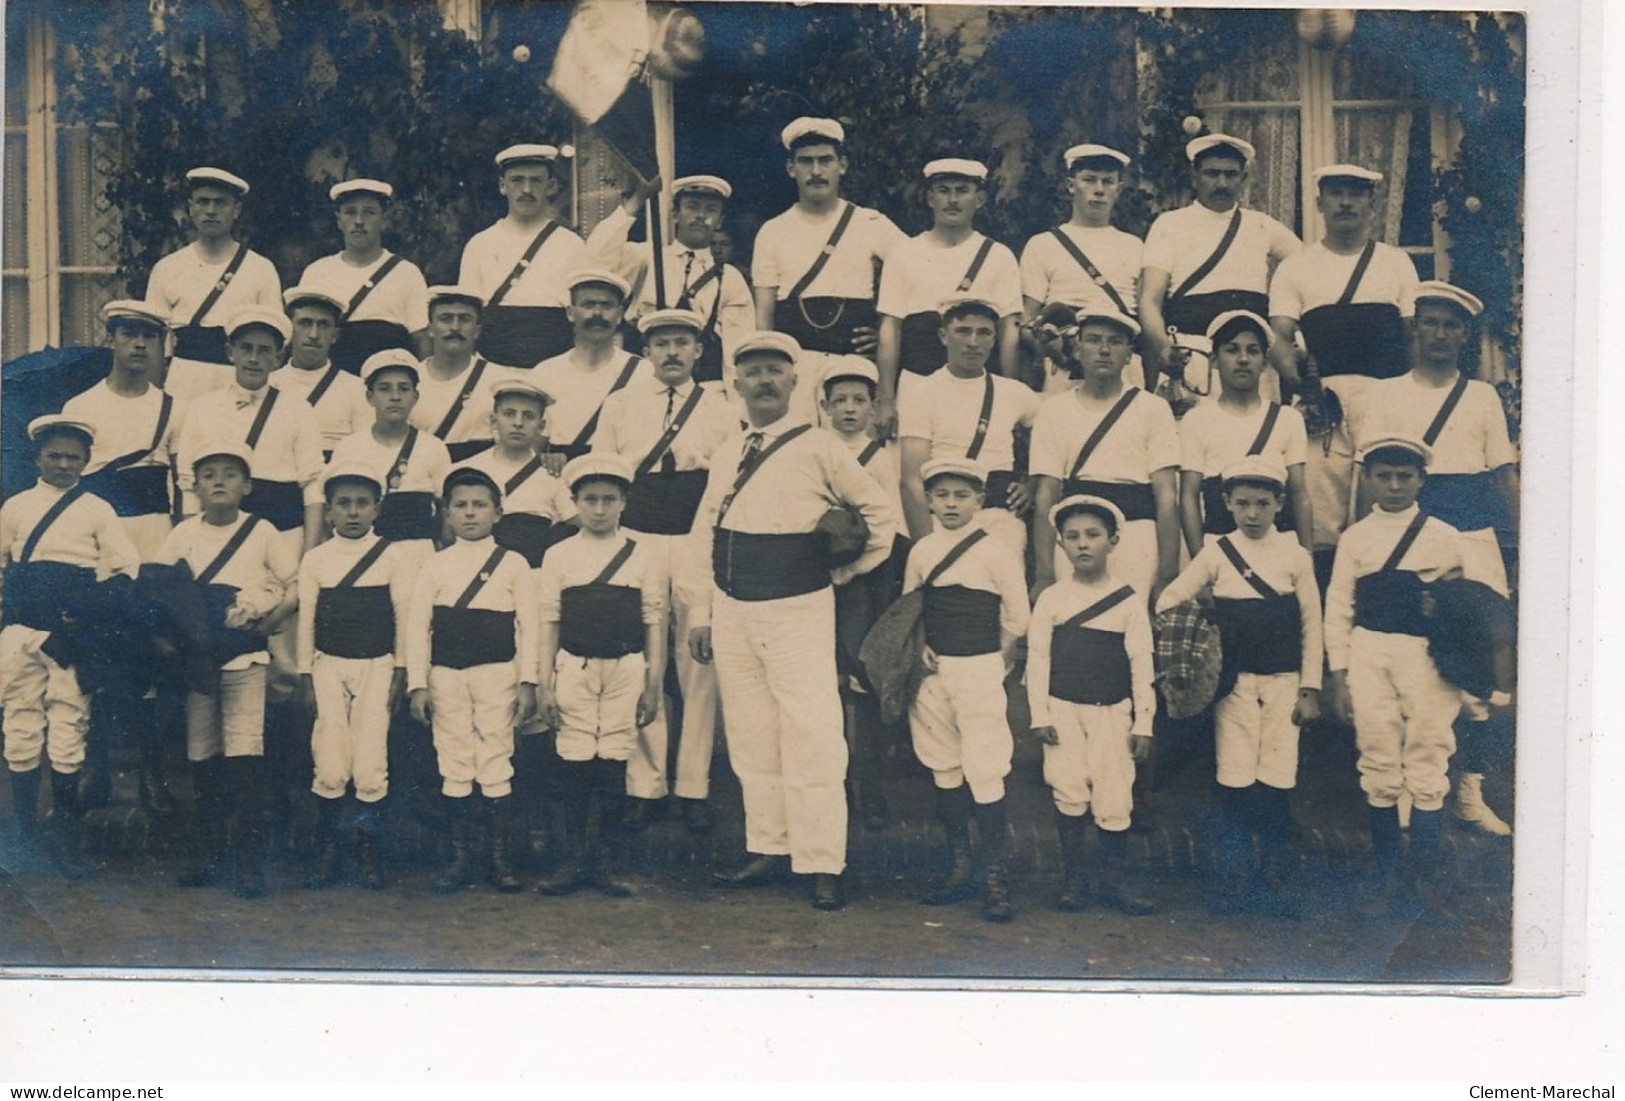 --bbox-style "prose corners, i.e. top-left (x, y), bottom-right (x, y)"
top-left (547, 0), bottom-right (650, 126)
